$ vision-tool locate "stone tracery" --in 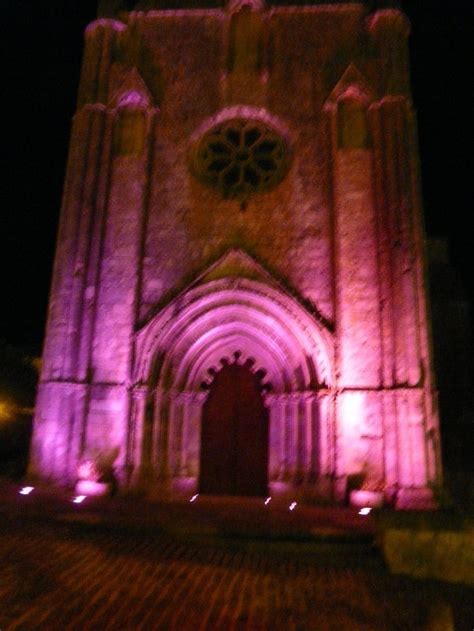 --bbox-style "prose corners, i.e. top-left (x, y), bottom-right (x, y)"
top-left (192, 118), bottom-right (290, 198)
